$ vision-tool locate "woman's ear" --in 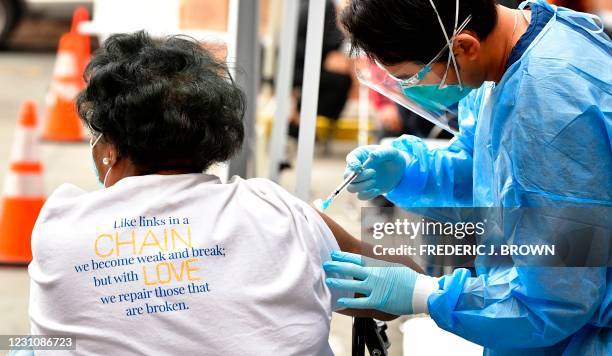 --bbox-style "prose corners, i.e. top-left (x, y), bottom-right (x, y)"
top-left (109, 146), bottom-right (118, 165)
top-left (454, 33), bottom-right (481, 61)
